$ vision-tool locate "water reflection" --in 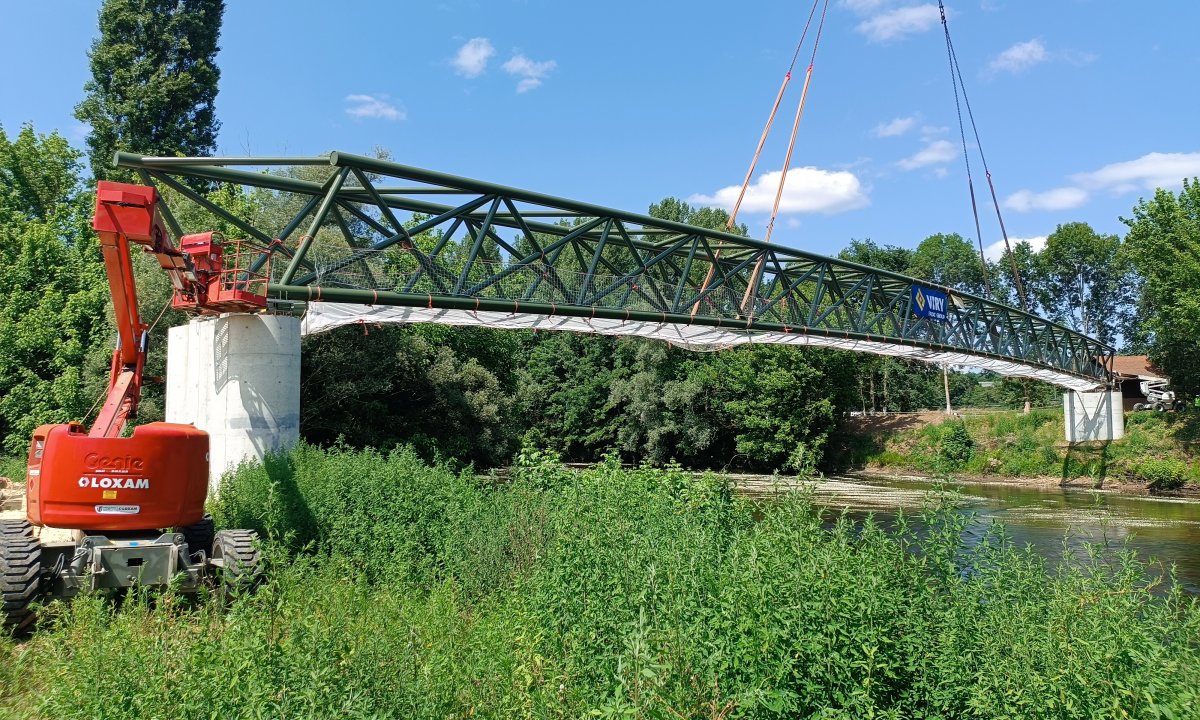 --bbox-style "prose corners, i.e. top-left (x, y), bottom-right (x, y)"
top-left (737, 474), bottom-right (1200, 594)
